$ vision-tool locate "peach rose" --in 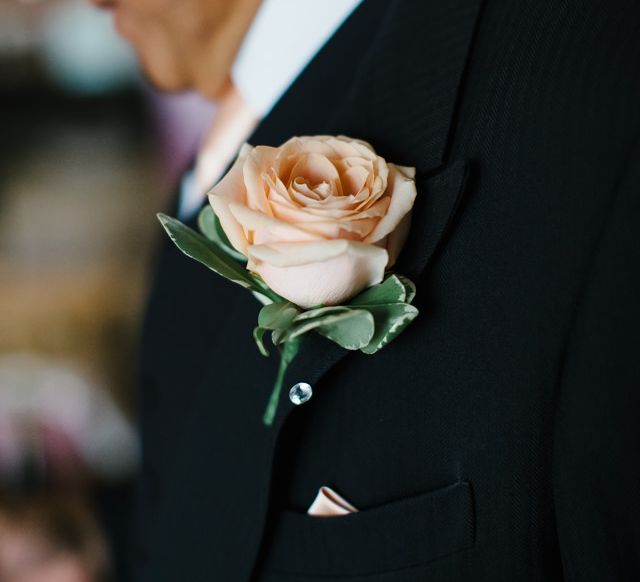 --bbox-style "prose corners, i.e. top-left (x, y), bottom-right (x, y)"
top-left (208, 135), bottom-right (417, 308)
